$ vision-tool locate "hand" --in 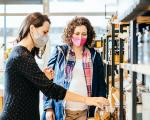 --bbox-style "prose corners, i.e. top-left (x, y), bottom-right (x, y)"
top-left (85, 97), bottom-right (109, 108)
top-left (46, 108), bottom-right (55, 120)
top-left (43, 67), bottom-right (54, 80)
